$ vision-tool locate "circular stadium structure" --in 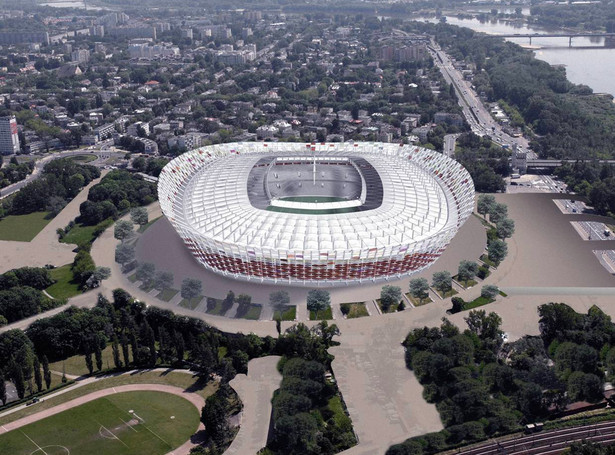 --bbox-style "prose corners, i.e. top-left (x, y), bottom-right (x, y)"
top-left (158, 142), bottom-right (474, 286)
